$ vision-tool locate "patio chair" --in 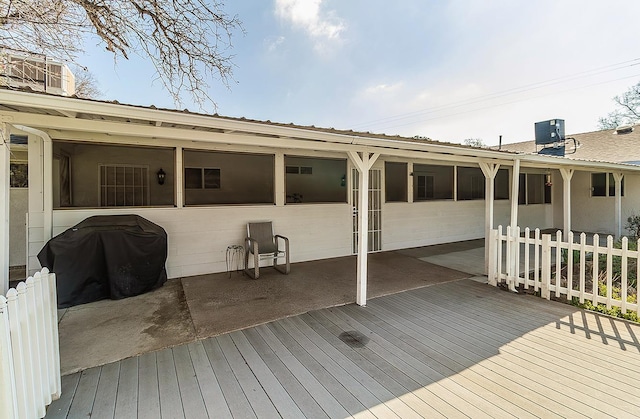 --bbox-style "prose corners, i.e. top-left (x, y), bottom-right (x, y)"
top-left (244, 221), bottom-right (290, 279)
